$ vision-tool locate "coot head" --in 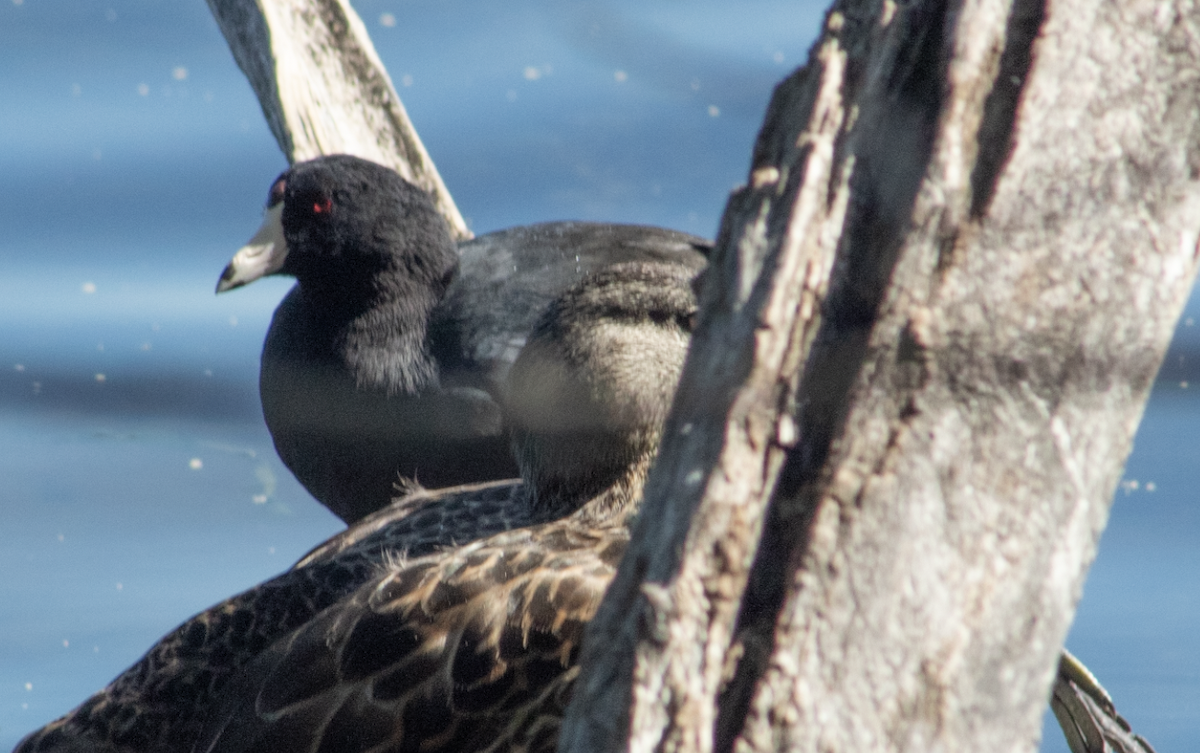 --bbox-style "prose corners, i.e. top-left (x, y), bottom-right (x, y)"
top-left (216, 154), bottom-right (457, 297)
